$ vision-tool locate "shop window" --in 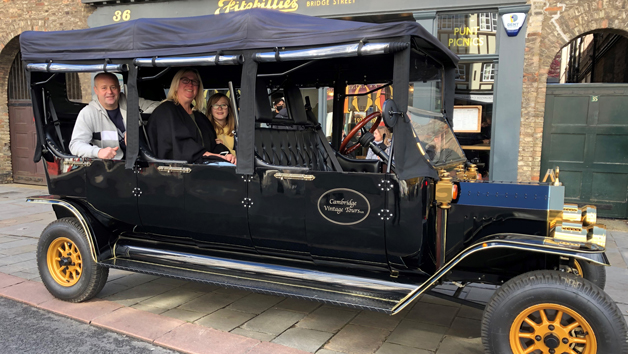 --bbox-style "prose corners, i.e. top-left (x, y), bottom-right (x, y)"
top-left (453, 60), bottom-right (494, 177)
top-left (456, 64), bottom-right (467, 81)
top-left (479, 13), bottom-right (498, 32)
top-left (409, 49), bottom-right (443, 113)
top-left (325, 84), bottom-right (391, 157)
top-left (437, 12), bottom-right (497, 55)
top-left (482, 63), bottom-right (495, 82)
top-left (438, 14), bottom-right (468, 30)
